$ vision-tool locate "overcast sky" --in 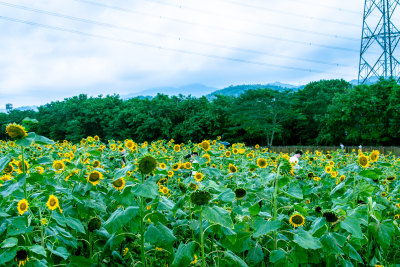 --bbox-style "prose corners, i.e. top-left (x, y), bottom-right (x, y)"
top-left (0, 0), bottom-right (364, 108)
